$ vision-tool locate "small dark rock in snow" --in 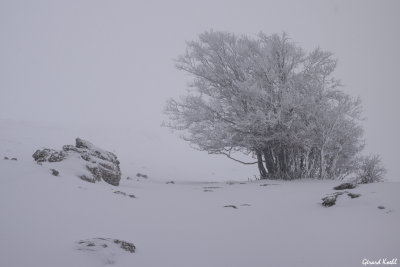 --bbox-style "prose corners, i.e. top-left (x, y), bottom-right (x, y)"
top-left (166, 181), bottom-right (175, 184)
top-left (113, 191), bottom-right (136, 199)
top-left (51, 169), bottom-right (59, 176)
top-left (77, 238), bottom-right (136, 253)
top-left (79, 175), bottom-right (96, 183)
top-left (4, 156), bottom-right (9, 160)
top-left (113, 239), bottom-right (136, 253)
top-left (322, 192), bottom-right (345, 207)
top-left (322, 195), bottom-right (337, 207)
top-left (224, 205), bottom-right (238, 209)
top-left (348, 193), bottom-right (361, 199)
top-left (136, 173), bottom-right (148, 178)
top-left (333, 183), bottom-right (357, 190)
top-left (11, 157), bottom-right (17, 161)
top-left (378, 206), bottom-right (385, 209)
top-left (259, 183), bottom-right (279, 187)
